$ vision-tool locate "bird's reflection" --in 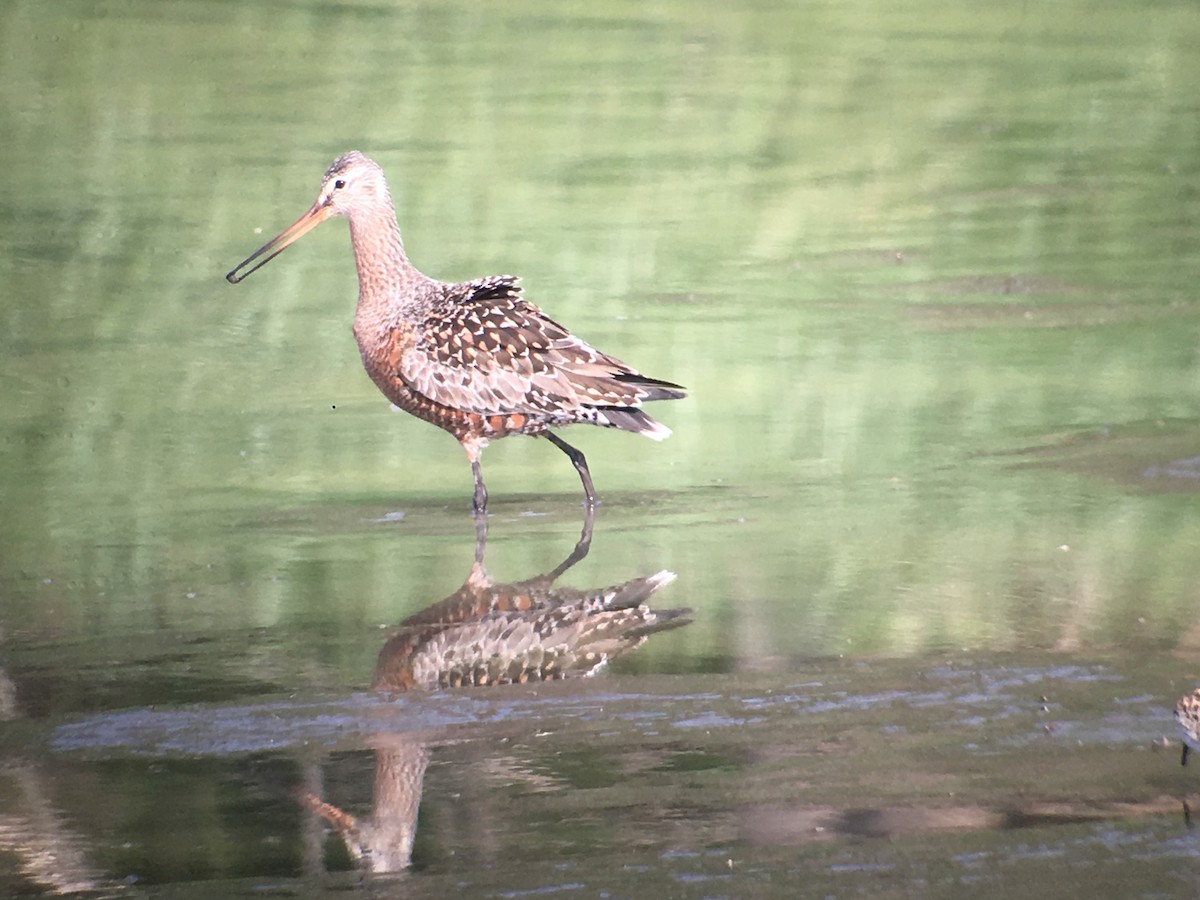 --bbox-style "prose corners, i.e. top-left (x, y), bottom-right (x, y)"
top-left (299, 510), bottom-right (690, 873)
